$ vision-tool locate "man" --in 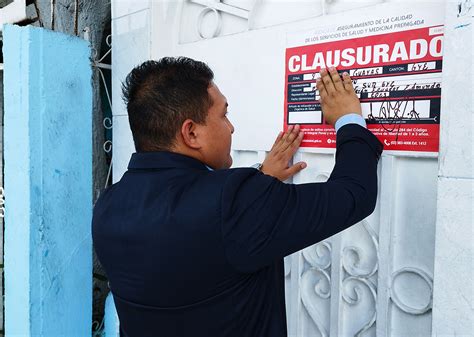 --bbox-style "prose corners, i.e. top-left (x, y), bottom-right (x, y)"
top-left (92, 57), bottom-right (383, 337)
